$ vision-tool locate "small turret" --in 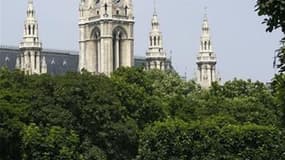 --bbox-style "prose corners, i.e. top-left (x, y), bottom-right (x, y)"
top-left (18, 0), bottom-right (45, 74)
top-left (196, 10), bottom-right (219, 88)
top-left (145, 0), bottom-right (167, 71)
